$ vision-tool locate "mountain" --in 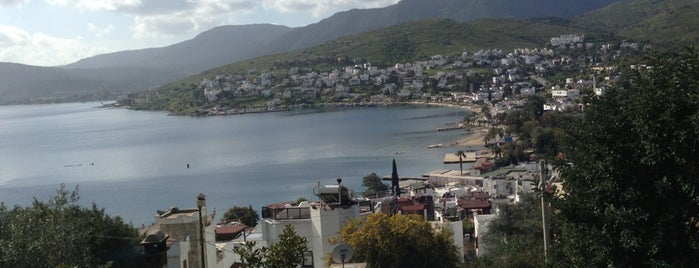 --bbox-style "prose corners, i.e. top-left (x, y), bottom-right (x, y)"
top-left (264, 0), bottom-right (621, 53)
top-left (193, 18), bottom-right (598, 80)
top-left (0, 62), bottom-right (184, 104)
top-left (0, 24), bottom-right (290, 105)
top-left (0, 0), bottom-right (641, 104)
top-left (65, 24), bottom-right (291, 74)
top-left (574, 0), bottom-right (699, 45)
